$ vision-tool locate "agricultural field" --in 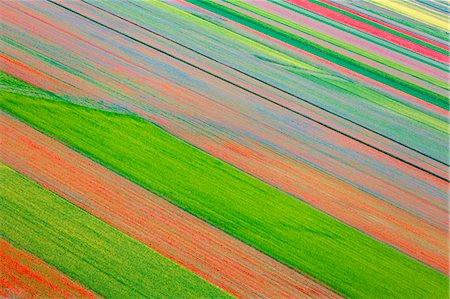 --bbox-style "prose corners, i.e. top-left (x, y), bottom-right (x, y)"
top-left (1, 164), bottom-right (230, 298)
top-left (1, 0), bottom-right (449, 298)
